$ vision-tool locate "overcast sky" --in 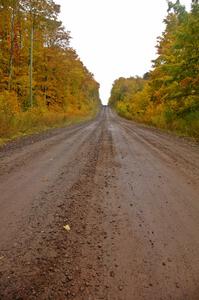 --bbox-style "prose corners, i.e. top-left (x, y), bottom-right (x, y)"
top-left (55, 0), bottom-right (191, 104)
